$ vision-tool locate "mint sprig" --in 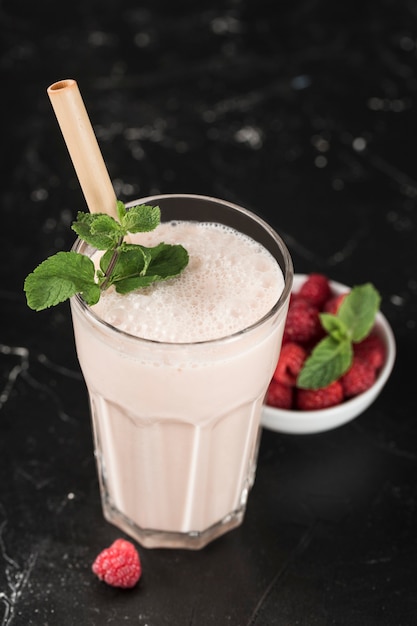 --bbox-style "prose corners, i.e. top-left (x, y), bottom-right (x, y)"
top-left (297, 283), bottom-right (381, 390)
top-left (24, 201), bottom-right (189, 311)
